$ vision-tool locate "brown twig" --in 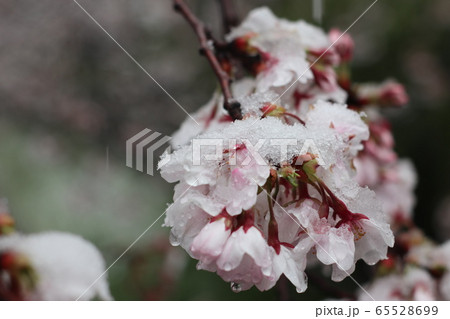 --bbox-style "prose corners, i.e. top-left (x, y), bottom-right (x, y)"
top-left (217, 0), bottom-right (239, 34)
top-left (276, 275), bottom-right (291, 301)
top-left (173, 0), bottom-right (242, 121)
